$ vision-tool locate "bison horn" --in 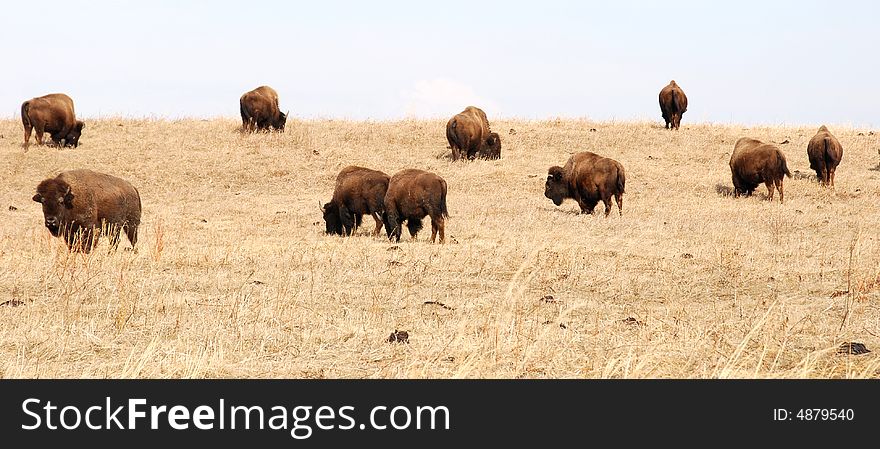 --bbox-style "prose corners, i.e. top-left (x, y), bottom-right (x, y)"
top-left (318, 201), bottom-right (325, 213)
